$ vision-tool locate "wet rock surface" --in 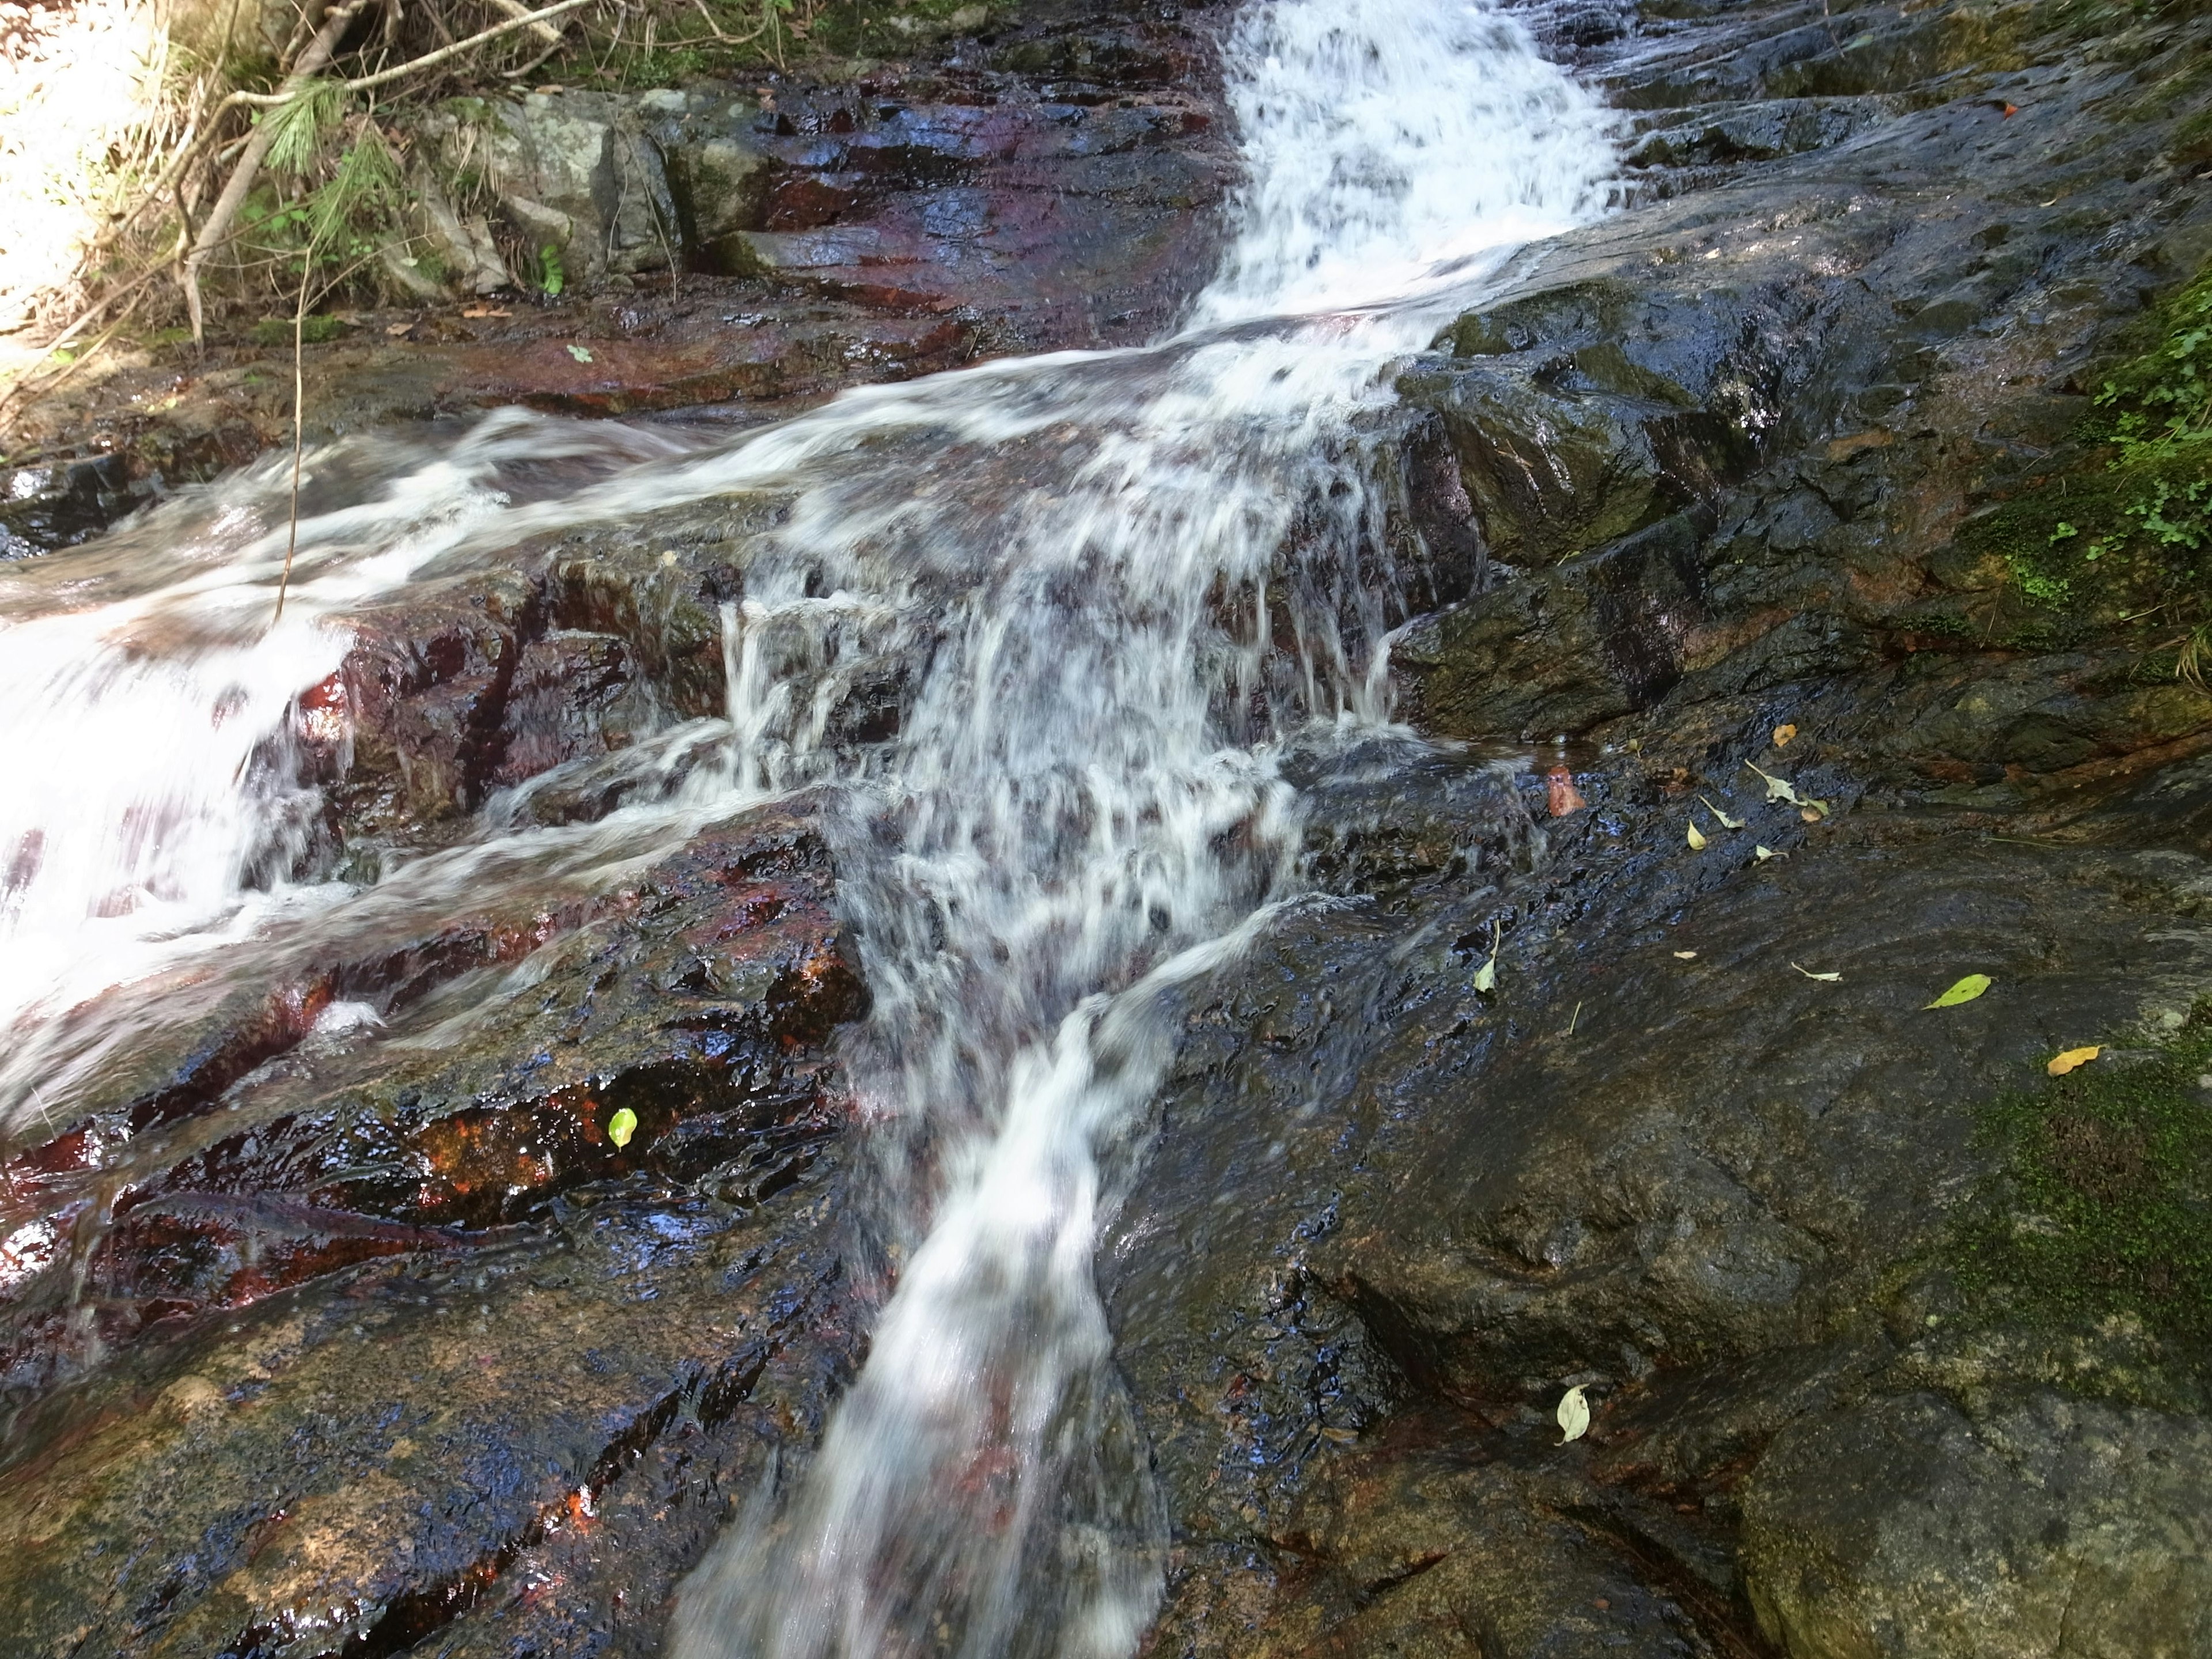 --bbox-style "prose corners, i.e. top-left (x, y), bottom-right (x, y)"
top-left (1110, 0), bottom-right (2212, 1654)
top-left (5, 0), bottom-right (2212, 1656)
top-left (0, 0), bottom-right (1232, 534)
top-left (0, 808), bottom-right (864, 1656)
